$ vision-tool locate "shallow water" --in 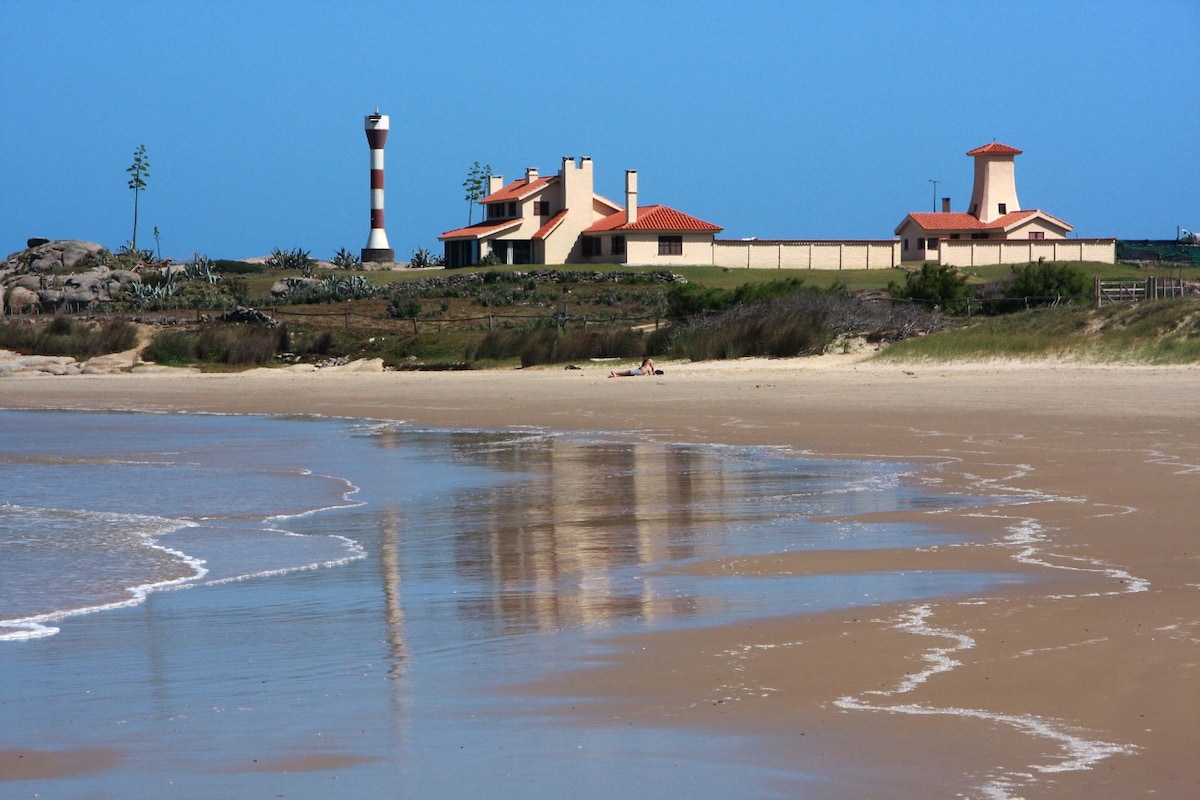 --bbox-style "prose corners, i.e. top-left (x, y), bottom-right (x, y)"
top-left (0, 410), bottom-right (1025, 797)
